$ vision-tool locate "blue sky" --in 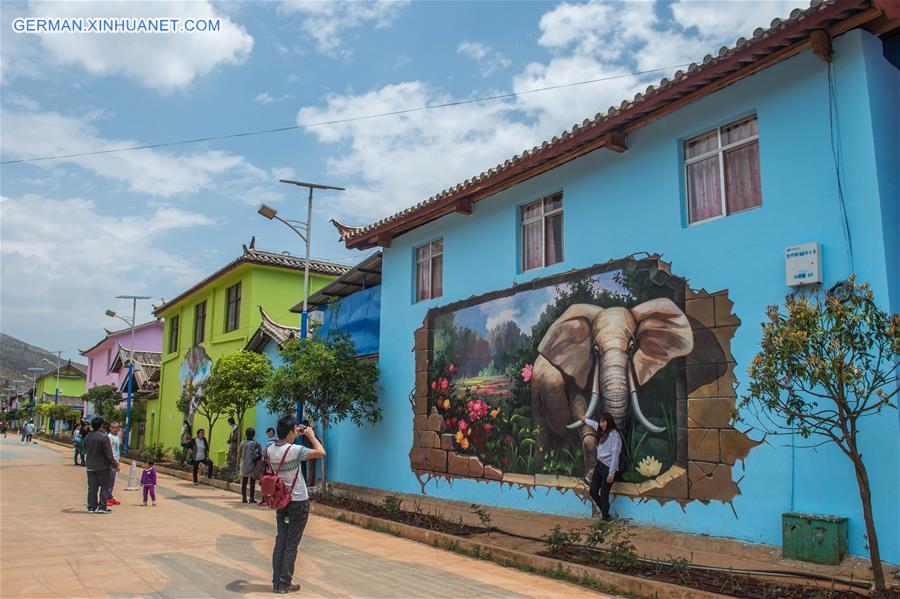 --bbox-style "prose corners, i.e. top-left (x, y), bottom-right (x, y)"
top-left (0, 0), bottom-right (798, 359)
